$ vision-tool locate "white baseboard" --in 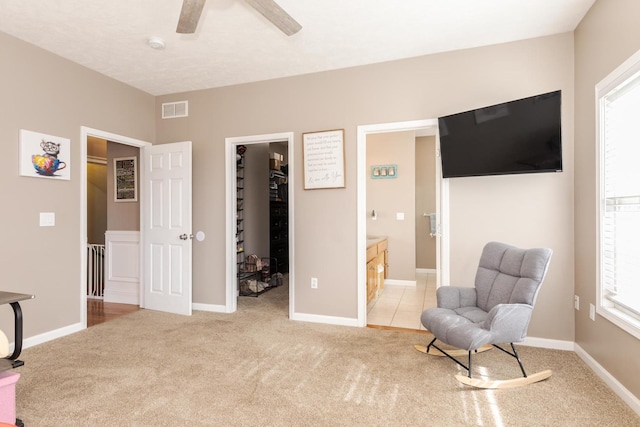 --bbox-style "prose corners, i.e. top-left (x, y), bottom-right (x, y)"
top-left (192, 303), bottom-right (229, 313)
top-left (21, 322), bottom-right (84, 351)
top-left (416, 268), bottom-right (436, 274)
top-left (520, 339), bottom-right (640, 416)
top-left (574, 343), bottom-right (640, 417)
top-left (522, 336), bottom-right (575, 351)
top-left (290, 311), bottom-right (359, 327)
top-left (384, 279), bottom-right (417, 287)
top-left (20, 303), bottom-right (230, 351)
